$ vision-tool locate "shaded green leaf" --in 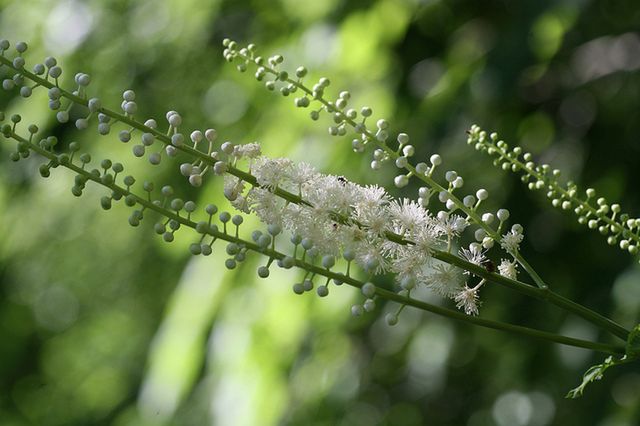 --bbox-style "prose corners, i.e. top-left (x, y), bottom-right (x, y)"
top-left (566, 356), bottom-right (624, 399)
